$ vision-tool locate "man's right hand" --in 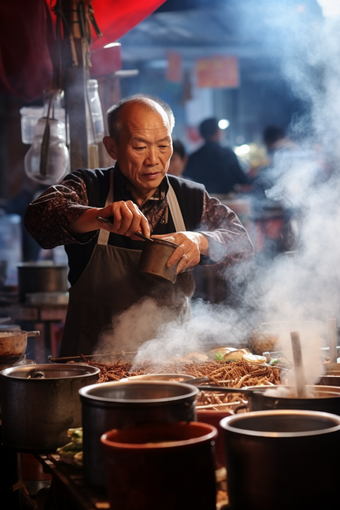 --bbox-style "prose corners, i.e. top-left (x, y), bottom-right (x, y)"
top-left (66, 201), bottom-right (150, 239)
